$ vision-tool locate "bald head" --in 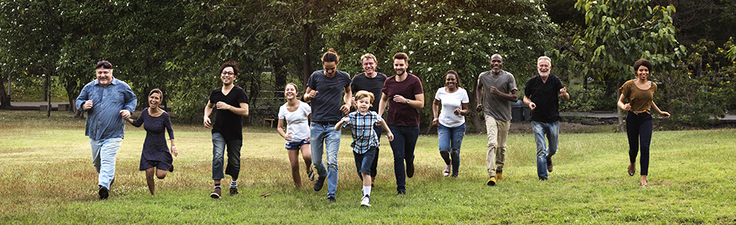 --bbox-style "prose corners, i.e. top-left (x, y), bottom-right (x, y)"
top-left (490, 54), bottom-right (504, 74)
